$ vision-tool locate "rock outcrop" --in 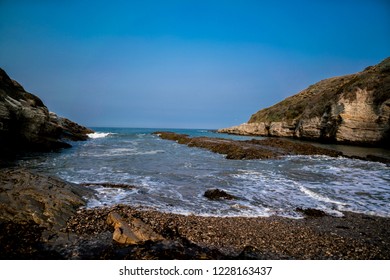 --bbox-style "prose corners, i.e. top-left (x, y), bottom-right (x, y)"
top-left (155, 131), bottom-right (342, 159)
top-left (0, 168), bottom-right (92, 231)
top-left (204, 189), bottom-right (237, 200)
top-left (219, 57), bottom-right (390, 147)
top-left (0, 68), bottom-right (93, 156)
